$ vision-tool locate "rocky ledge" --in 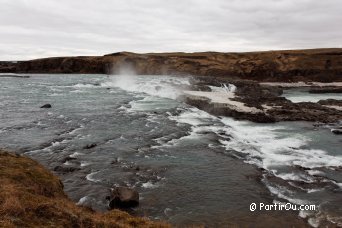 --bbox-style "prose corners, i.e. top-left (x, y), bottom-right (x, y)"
top-left (0, 150), bottom-right (168, 228)
top-left (184, 77), bottom-right (342, 125)
top-left (309, 87), bottom-right (342, 93)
